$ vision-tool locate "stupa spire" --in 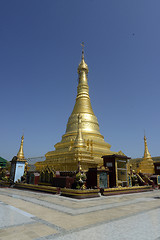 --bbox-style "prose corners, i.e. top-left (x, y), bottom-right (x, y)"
top-left (65, 43), bottom-right (102, 136)
top-left (17, 135), bottom-right (25, 159)
top-left (81, 42), bottom-right (84, 59)
top-left (143, 134), bottom-right (152, 160)
top-left (77, 42), bottom-right (89, 80)
top-left (75, 42), bottom-right (91, 115)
